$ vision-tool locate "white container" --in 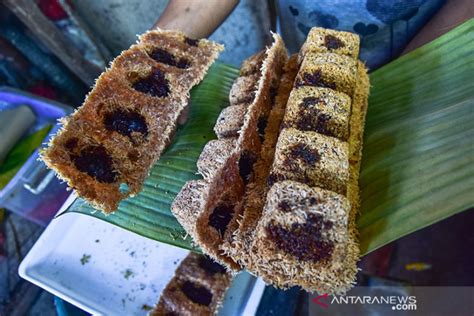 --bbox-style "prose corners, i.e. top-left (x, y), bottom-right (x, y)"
top-left (19, 195), bottom-right (265, 315)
